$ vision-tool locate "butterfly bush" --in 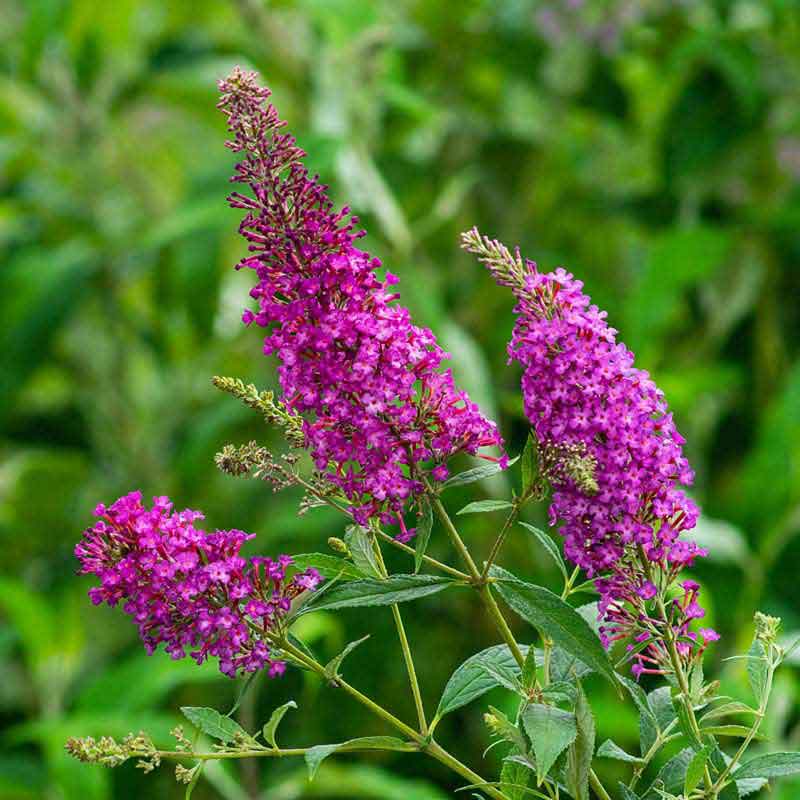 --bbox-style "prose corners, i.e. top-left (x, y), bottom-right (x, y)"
top-left (217, 68), bottom-right (504, 530)
top-left (67, 70), bottom-right (800, 800)
top-left (75, 491), bottom-right (321, 677)
top-left (464, 230), bottom-right (714, 677)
